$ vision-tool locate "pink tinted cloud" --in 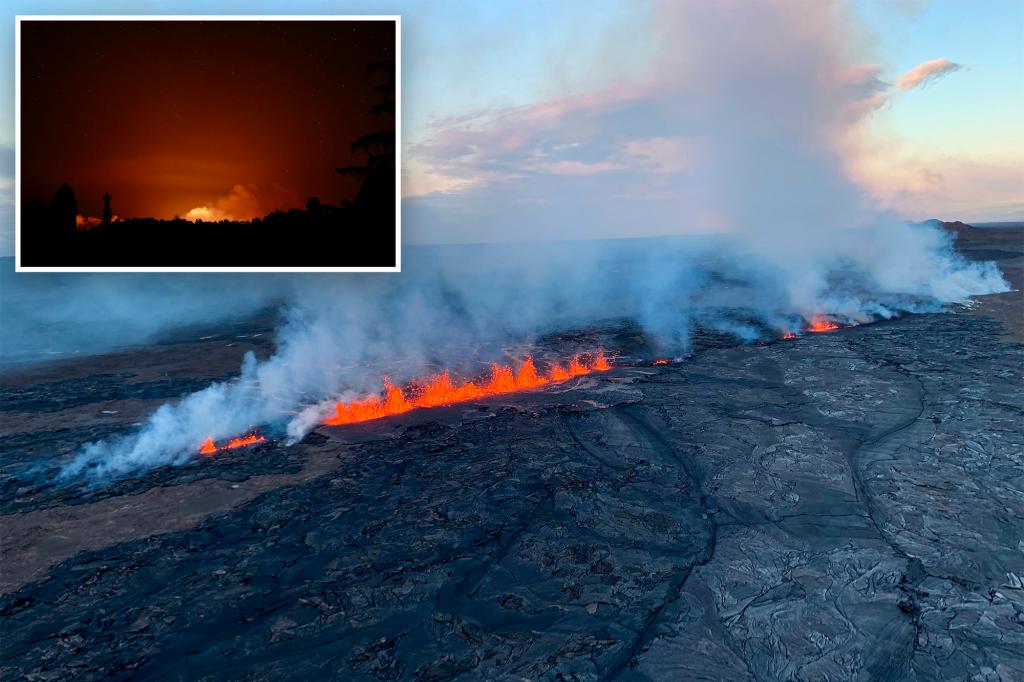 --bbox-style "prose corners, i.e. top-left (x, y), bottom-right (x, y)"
top-left (408, 0), bottom-right (890, 204)
top-left (406, 0), bottom-right (945, 246)
top-left (897, 58), bottom-right (961, 91)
